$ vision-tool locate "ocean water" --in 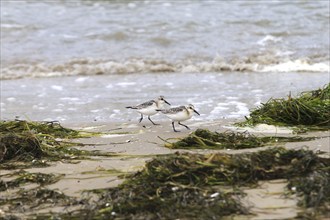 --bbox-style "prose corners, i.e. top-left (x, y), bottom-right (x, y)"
top-left (1, 0), bottom-right (329, 123)
top-left (1, 72), bottom-right (327, 123)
